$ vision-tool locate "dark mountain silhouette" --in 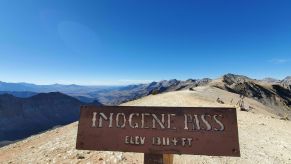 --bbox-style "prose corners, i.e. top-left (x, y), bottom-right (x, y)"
top-left (0, 91), bottom-right (38, 98)
top-left (0, 92), bottom-right (102, 146)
